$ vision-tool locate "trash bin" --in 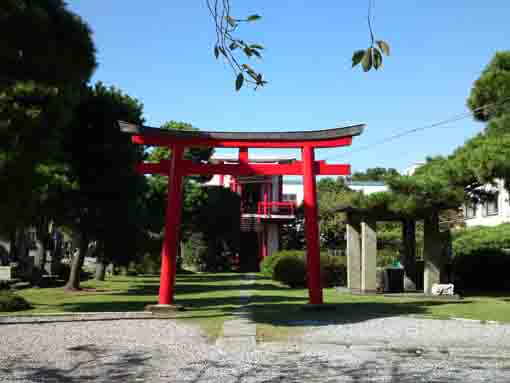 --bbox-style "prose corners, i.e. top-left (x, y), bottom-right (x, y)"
top-left (385, 268), bottom-right (404, 293)
top-left (415, 260), bottom-right (424, 291)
